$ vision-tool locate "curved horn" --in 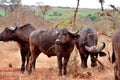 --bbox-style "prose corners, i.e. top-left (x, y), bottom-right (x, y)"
top-left (14, 22), bottom-right (19, 31)
top-left (68, 29), bottom-right (79, 34)
top-left (14, 26), bottom-right (17, 31)
top-left (87, 33), bottom-right (97, 37)
top-left (96, 42), bottom-right (105, 52)
top-left (15, 22), bottom-right (19, 27)
top-left (74, 29), bottom-right (79, 34)
top-left (85, 42), bottom-right (105, 53)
